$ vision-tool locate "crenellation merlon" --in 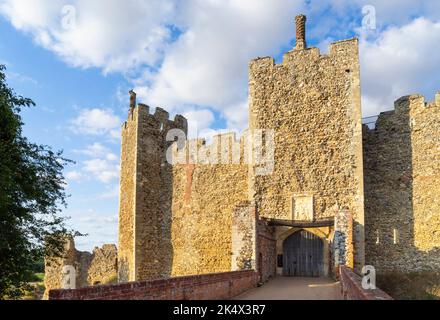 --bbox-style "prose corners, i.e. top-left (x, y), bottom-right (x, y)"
top-left (392, 93), bottom-right (440, 114)
top-left (170, 130), bottom-right (250, 165)
top-left (329, 38), bottom-right (359, 54)
top-left (374, 91), bottom-right (440, 132)
top-left (249, 57), bottom-right (275, 72)
top-left (250, 38), bottom-right (358, 73)
top-left (282, 46), bottom-right (321, 64)
top-left (154, 107), bottom-right (169, 123)
top-left (394, 94), bottom-right (424, 109)
top-left (122, 101), bottom-right (187, 134)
